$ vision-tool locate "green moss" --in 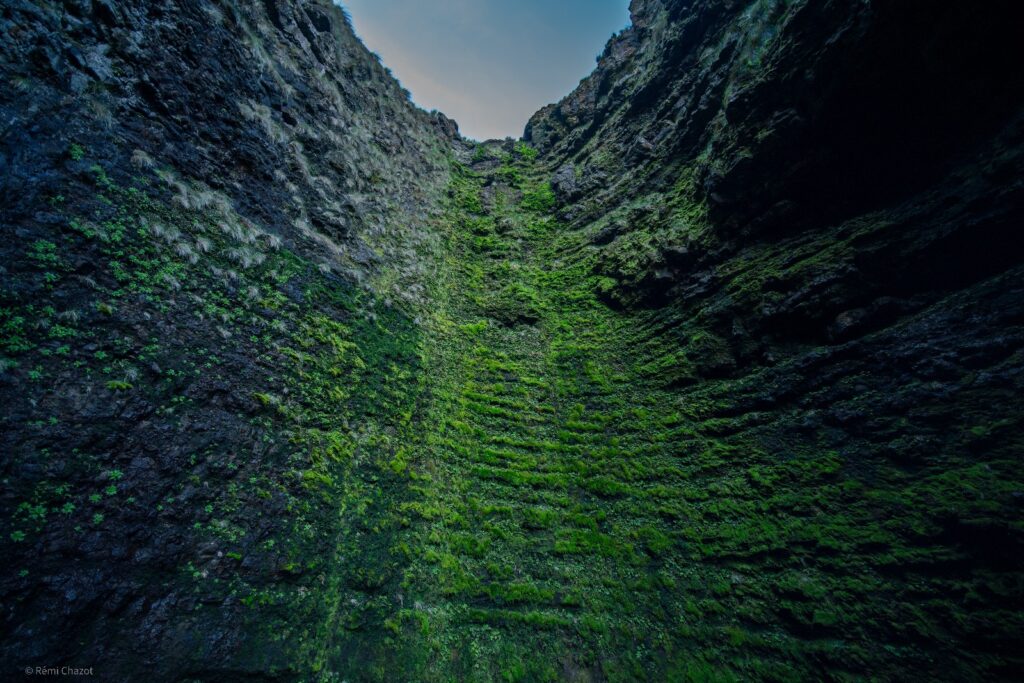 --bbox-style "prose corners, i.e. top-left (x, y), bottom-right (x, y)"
top-left (521, 183), bottom-right (555, 212)
top-left (10, 118), bottom-right (1014, 681)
